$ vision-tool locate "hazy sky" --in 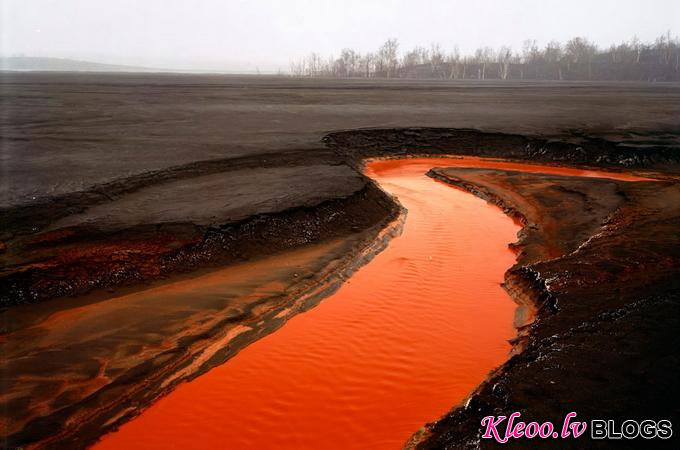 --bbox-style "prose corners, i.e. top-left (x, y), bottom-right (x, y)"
top-left (2, 0), bottom-right (678, 71)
